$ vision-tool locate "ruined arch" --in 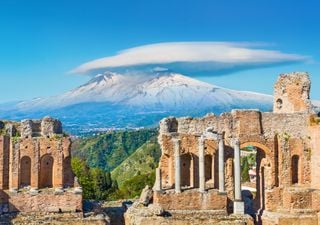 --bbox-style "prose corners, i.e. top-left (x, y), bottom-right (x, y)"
top-left (240, 142), bottom-right (271, 213)
top-left (20, 156), bottom-right (31, 187)
top-left (240, 142), bottom-right (271, 157)
top-left (40, 154), bottom-right (54, 188)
